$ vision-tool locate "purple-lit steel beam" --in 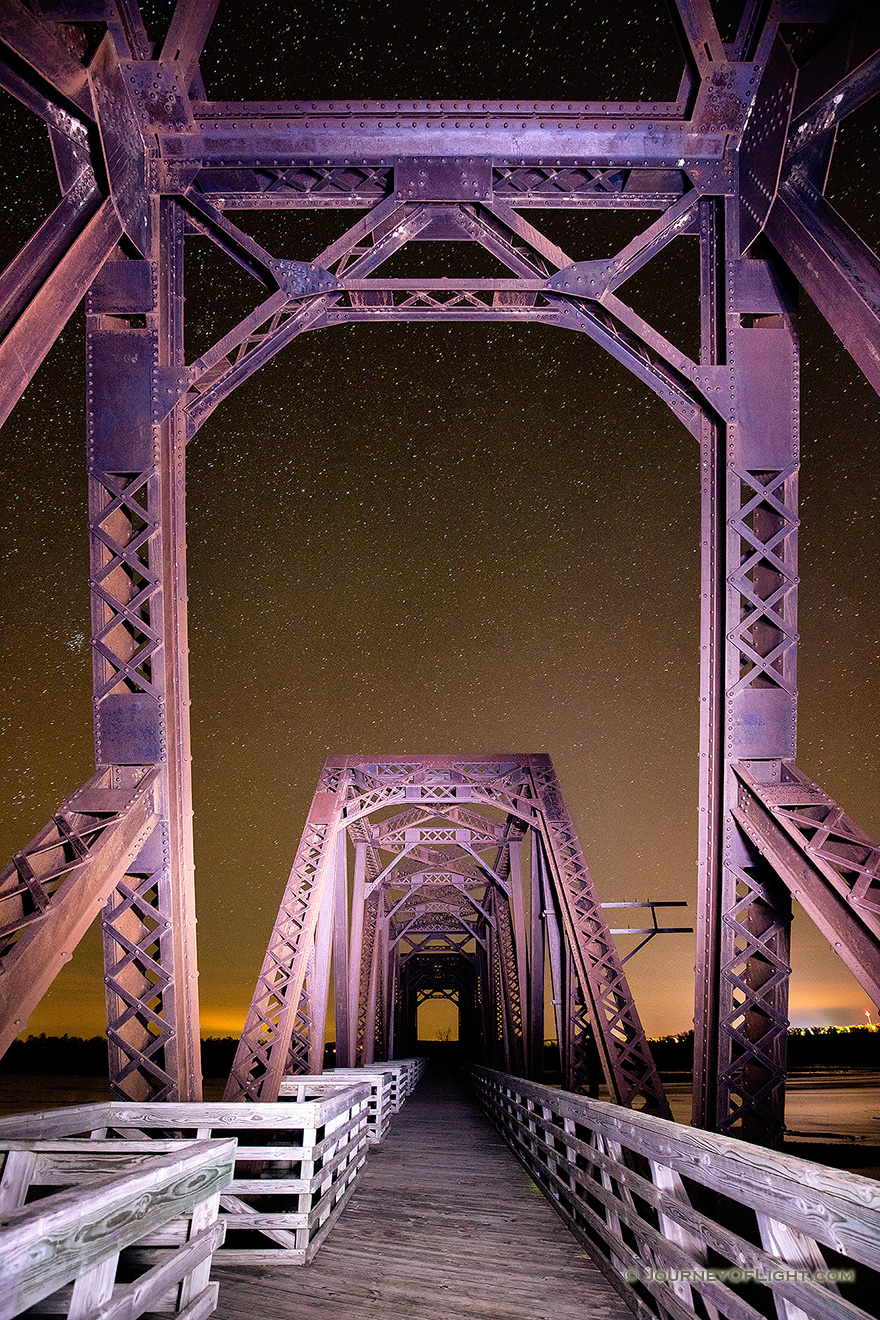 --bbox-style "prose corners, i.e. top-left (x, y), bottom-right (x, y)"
top-left (0, 0), bottom-right (93, 116)
top-left (160, 0), bottom-right (220, 90)
top-left (789, 7), bottom-right (880, 137)
top-left (0, 766), bottom-right (158, 1059)
top-left (692, 183), bottom-right (800, 1144)
top-left (733, 762), bottom-right (880, 1008)
top-left (163, 108), bottom-right (720, 170)
top-left (0, 198), bottom-right (121, 429)
top-left (765, 176), bottom-right (880, 396)
top-left (86, 203), bottom-right (202, 1102)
